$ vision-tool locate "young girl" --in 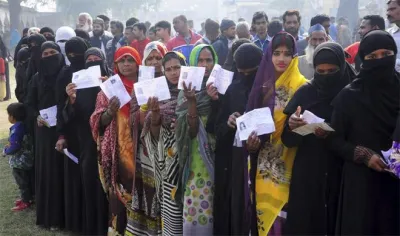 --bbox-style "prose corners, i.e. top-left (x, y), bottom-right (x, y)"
top-left (3, 103), bottom-right (33, 211)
